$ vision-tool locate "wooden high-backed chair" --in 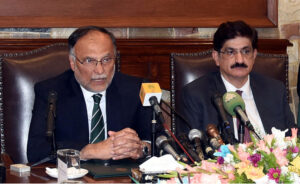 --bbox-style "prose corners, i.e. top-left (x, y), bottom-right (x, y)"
top-left (0, 43), bottom-right (70, 164)
top-left (170, 50), bottom-right (289, 135)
